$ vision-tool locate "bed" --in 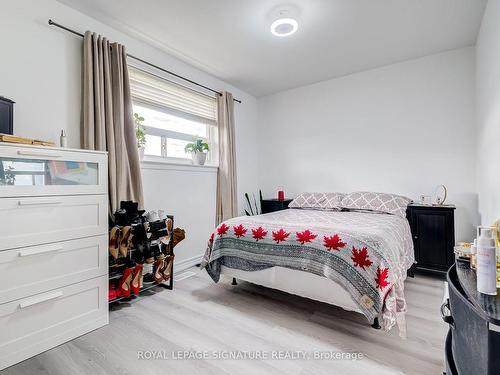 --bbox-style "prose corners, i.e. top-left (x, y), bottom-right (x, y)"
top-left (201, 205), bottom-right (415, 337)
